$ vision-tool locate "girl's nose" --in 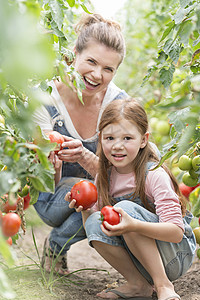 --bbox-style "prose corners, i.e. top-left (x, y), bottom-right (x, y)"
top-left (112, 141), bottom-right (124, 150)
